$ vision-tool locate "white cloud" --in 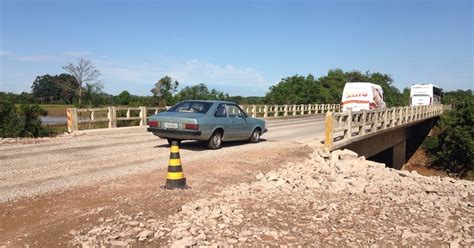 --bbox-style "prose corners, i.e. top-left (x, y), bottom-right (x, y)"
top-left (1, 52), bottom-right (270, 96)
top-left (0, 50), bottom-right (13, 57)
top-left (63, 51), bottom-right (92, 57)
top-left (16, 55), bottom-right (53, 62)
top-left (96, 58), bottom-right (269, 96)
top-left (169, 59), bottom-right (266, 86)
